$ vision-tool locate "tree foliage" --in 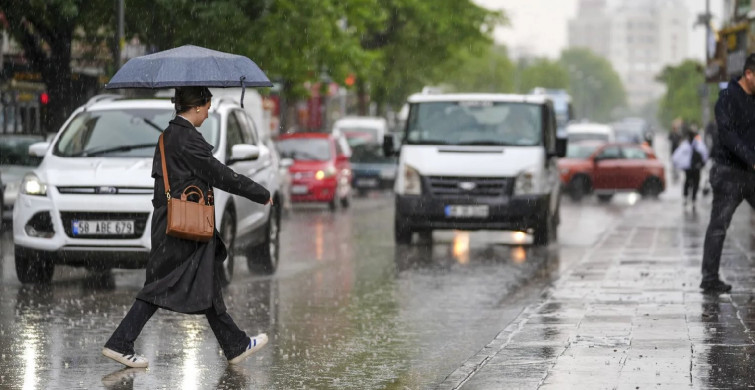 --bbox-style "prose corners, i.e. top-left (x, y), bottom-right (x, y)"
top-left (437, 44), bottom-right (515, 93)
top-left (656, 59), bottom-right (711, 127)
top-left (515, 58), bottom-right (569, 93)
top-left (560, 48), bottom-right (626, 122)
